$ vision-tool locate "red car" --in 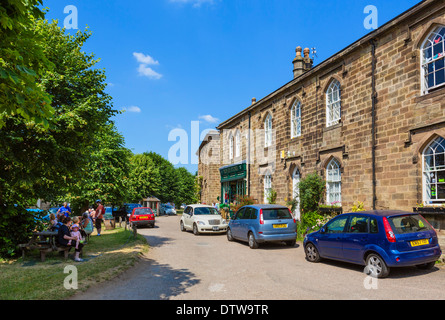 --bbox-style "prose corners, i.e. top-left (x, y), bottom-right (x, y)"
top-left (128, 207), bottom-right (155, 228)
